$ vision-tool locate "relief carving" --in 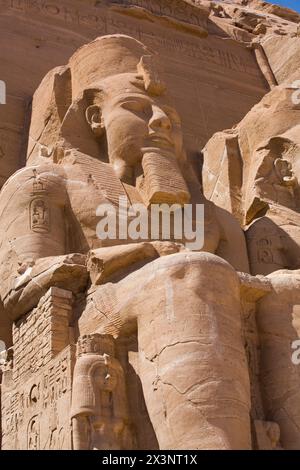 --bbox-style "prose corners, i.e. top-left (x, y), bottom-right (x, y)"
top-left (30, 198), bottom-right (51, 233)
top-left (71, 334), bottom-right (134, 450)
top-left (28, 415), bottom-right (40, 450)
top-left (256, 238), bottom-right (273, 264)
top-left (252, 147), bottom-right (299, 211)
